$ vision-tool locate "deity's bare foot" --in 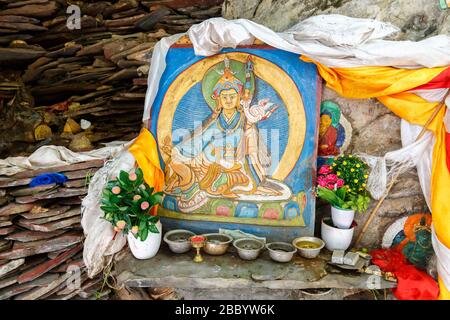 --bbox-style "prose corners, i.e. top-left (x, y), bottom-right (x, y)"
top-left (254, 185), bottom-right (282, 196)
top-left (222, 191), bottom-right (238, 198)
top-left (259, 180), bottom-right (283, 191)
